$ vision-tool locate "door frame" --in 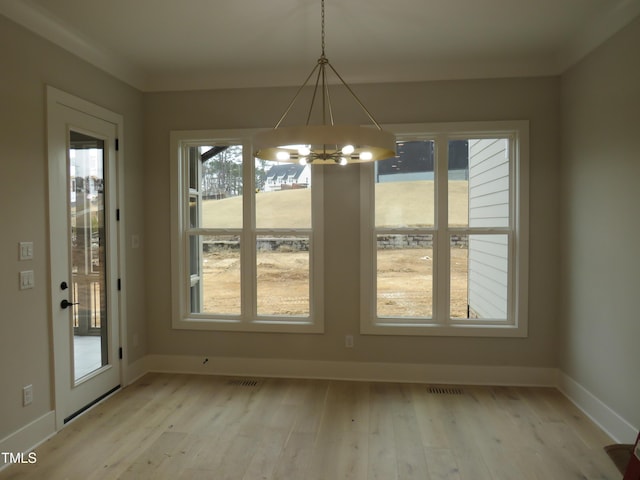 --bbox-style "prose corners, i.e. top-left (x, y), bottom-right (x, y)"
top-left (46, 86), bottom-right (127, 429)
